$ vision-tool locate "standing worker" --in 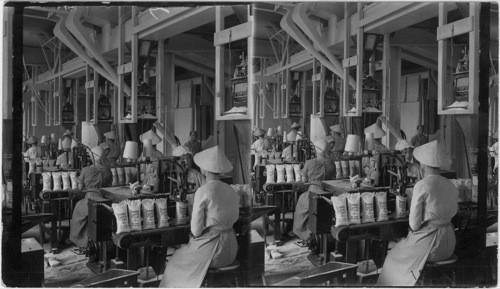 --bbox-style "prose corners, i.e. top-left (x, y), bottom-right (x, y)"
top-left (377, 140), bottom-right (458, 286)
top-left (160, 146), bottom-right (239, 287)
top-left (184, 130), bottom-right (202, 156)
top-left (410, 124), bottom-right (429, 147)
